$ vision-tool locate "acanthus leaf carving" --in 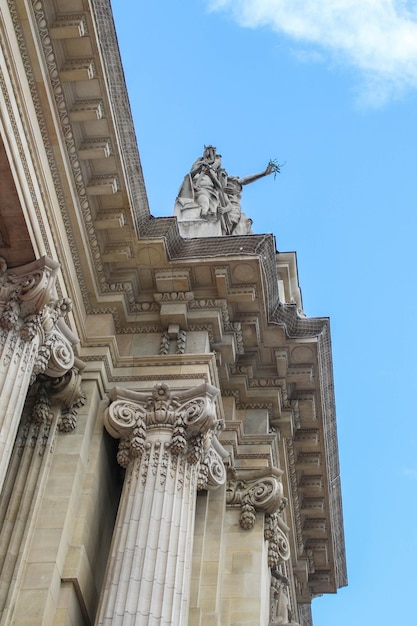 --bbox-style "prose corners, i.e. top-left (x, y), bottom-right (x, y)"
top-left (0, 258), bottom-right (77, 383)
top-left (104, 383), bottom-right (225, 483)
top-left (159, 329), bottom-right (187, 355)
